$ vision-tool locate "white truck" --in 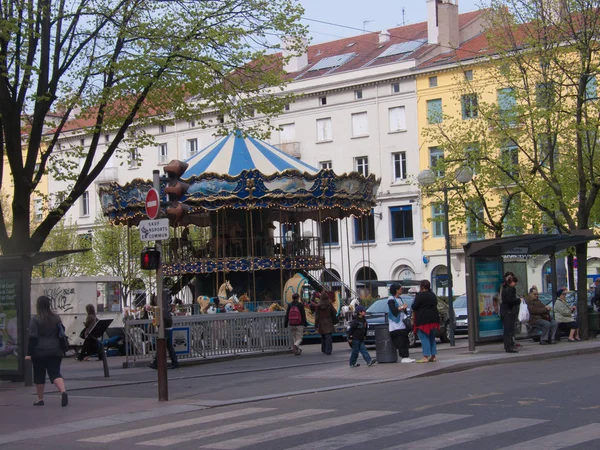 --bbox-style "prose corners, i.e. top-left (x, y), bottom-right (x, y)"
top-left (31, 276), bottom-right (124, 347)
